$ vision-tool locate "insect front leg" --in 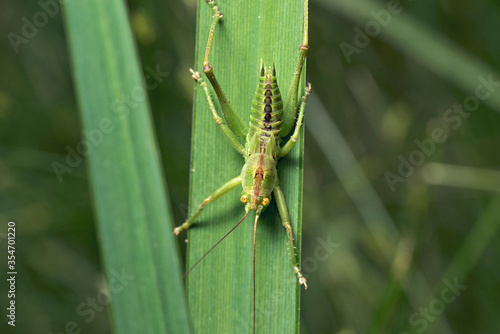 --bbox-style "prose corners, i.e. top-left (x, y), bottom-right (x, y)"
top-left (279, 83), bottom-right (311, 158)
top-left (200, 0), bottom-right (248, 138)
top-left (174, 175), bottom-right (242, 235)
top-left (273, 183), bottom-right (308, 289)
